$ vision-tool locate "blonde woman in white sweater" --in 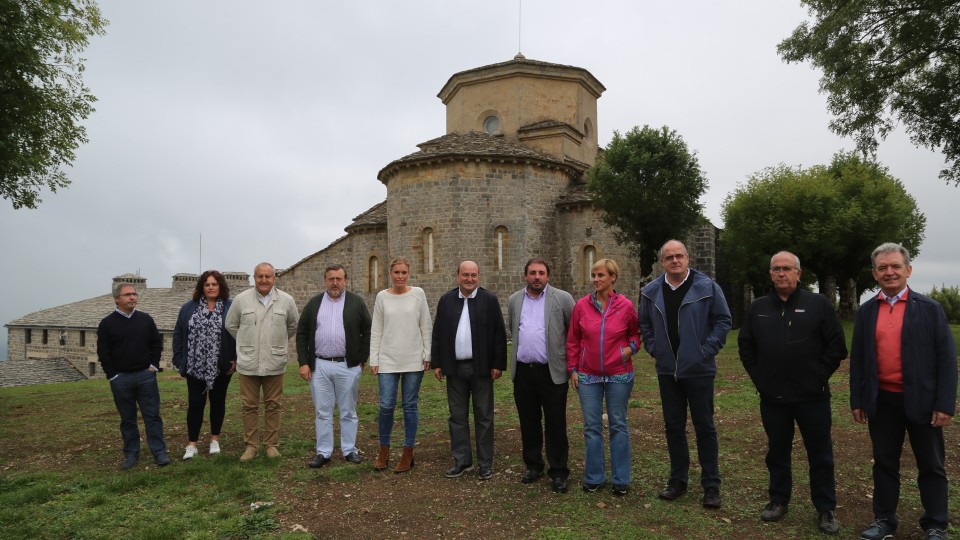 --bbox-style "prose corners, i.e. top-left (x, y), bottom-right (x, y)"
top-left (370, 256), bottom-right (433, 473)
